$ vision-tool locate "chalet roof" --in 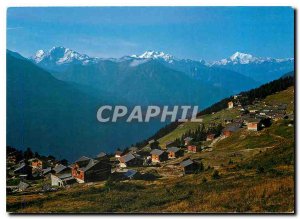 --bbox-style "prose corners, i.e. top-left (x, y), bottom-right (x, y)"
top-left (75, 156), bottom-right (91, 163)
top-left (167, 147), bottom-right (180, 153)
top-left (224, 126), bottom-right (239, 132)
top-left (14, 163), bottom-right (26, 172)
top-left (180, 159), bottom-right (194, 167)
top-left (124, 169), bottom-right (137, 178)
top-left (53, 164), bottom-right (68, 174)
top-left (58, 173), bottom-right (73, 180)
top-left (18, 181), bottom-right (29, 190)
top-left (248, 118), bottom-right (261, 123)
top-left (223, 123), bottom-right (241, 132)
top-left (28, 158), bottom-right (40, 162)
top-left (14, 163), bottom-right (31, 173)
top-left (184, 137), bottom-right (193, 141)
top-left (115, 150), bottom-right (123, 155)
top-left (42, 167), bottom-right (52, 175)
top-left (19, 159), bottom-right (25, 164)
top-left (165, 141), bottom-right (174, 146)
top-left (119, 153), bottom-right (135, 163)
top-left (97, 152), bottom-right (107, 158)
top-left (150, 149), bottom-right (165, 156)
top-left (78, 158), bottom-right (99, 172)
